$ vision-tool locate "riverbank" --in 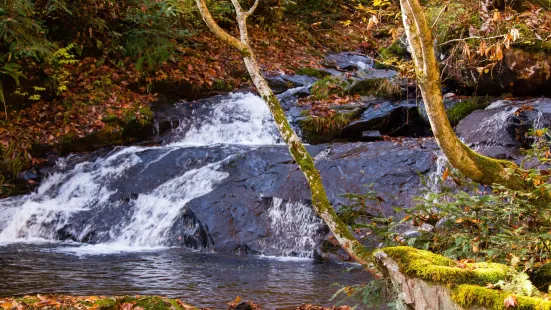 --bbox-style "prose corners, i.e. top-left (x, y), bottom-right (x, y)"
top-left (0, 295), bottom-right (355, 310)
